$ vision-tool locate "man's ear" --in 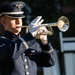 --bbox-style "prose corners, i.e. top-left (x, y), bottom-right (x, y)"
top-left (0, 17), bottom-right (5, 26)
